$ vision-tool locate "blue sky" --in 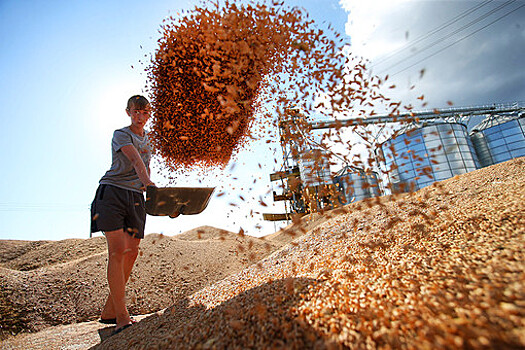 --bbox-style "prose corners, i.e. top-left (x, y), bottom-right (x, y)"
top-left (1, 0), bottom-right (524, 241)
top-left (0, 0), bottom-right (348, 241)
